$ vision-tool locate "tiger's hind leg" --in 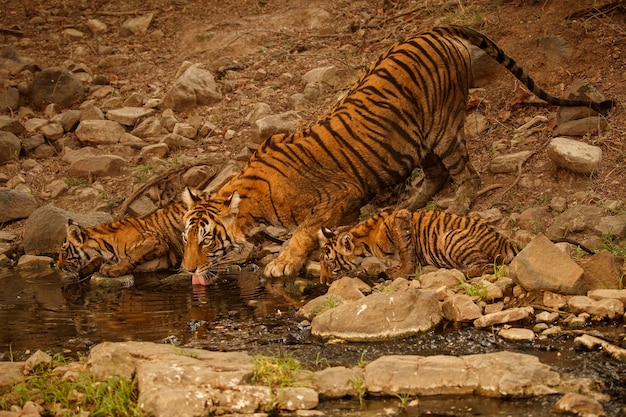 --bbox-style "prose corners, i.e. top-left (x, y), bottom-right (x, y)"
top-left (440, 130), bottom-right (481, 215)
top-left (383, 209), bottom-right (419, 278)
top-left (401, 153), bottom-right (449, 212)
